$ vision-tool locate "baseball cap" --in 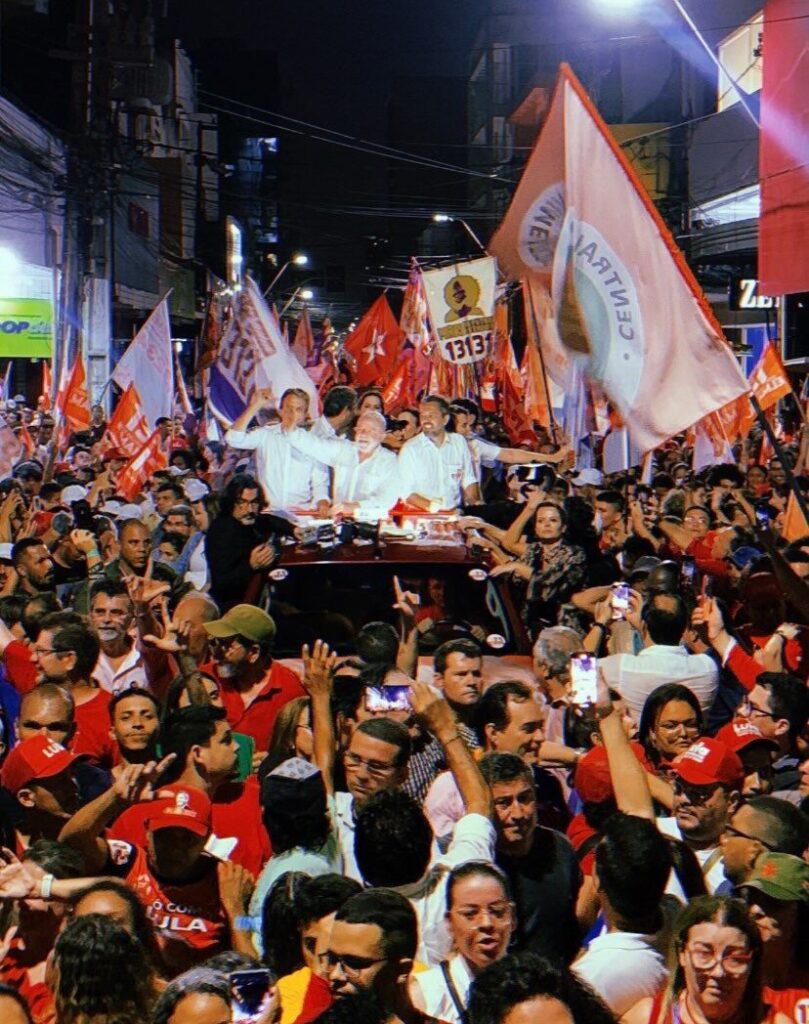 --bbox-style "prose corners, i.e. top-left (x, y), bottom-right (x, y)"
top-left (728, 546), bottom-right (763, 571)
top-left (0, 542), bottom-right (13, 562)
top-left (145, 785), bottom-right (212, 837)
top-left (573, 741), bottom-right (651, 804)
top-left (628, 555), bottom-right (662, 580)
top-left (204, 604), bottom-right (277, 644)
top-left (1, 735), bottom-right (81, 794)
top-left (741, 853), bottom-right (809, 903)
top-left (671, 738), bottom-right (745, 789)
top-left (716, 720), bottom-right (778, 755)
top-left (117, 503), bottom-right (146, 521)
top-left (99, 500), bottom-right (124, 518)
top-left (570, 468), bottom-right (603, 487)
top-left (61, 484), bottom-right (89, 505)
